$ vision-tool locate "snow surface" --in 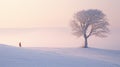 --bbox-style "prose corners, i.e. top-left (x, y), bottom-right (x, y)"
top-left (0, 44), bottom-right (120, 67)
